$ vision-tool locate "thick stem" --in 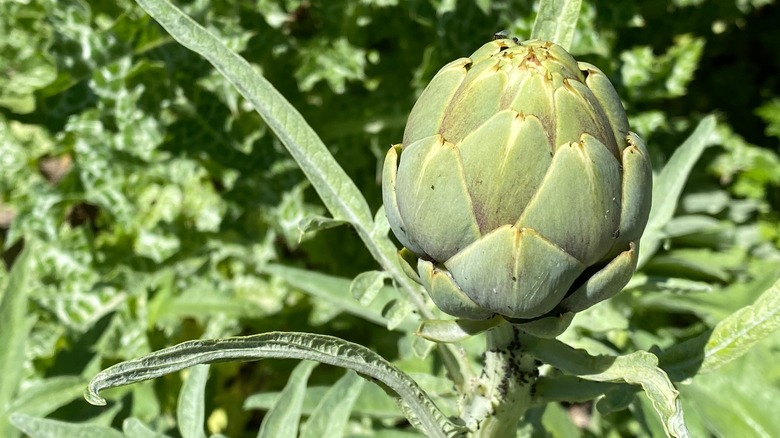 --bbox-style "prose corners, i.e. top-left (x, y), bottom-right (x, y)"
top-left (460, 322), bottom-right (539, 438)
